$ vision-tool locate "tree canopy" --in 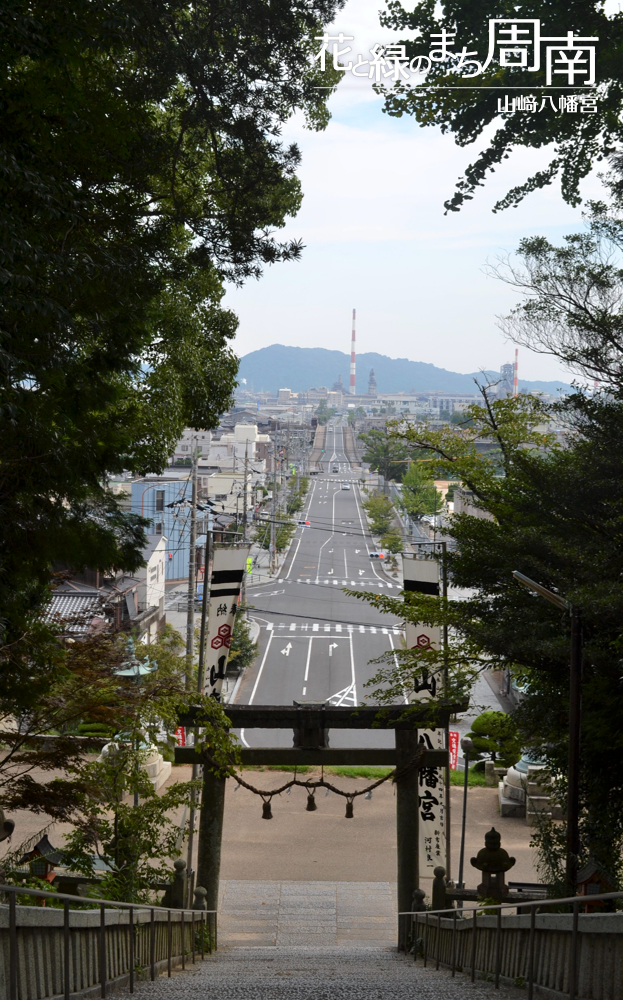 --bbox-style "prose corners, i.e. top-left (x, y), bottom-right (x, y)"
top-left (0, 0), bottom-right (343, 676)
top-left (359, 426), bottom-right (409, 480)
top-left (398, 460), bottom-right (443, 520)
top-left (378, 0), bottom-right (623, 212)
top-left (352, 389), bottom-right (623, 882)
